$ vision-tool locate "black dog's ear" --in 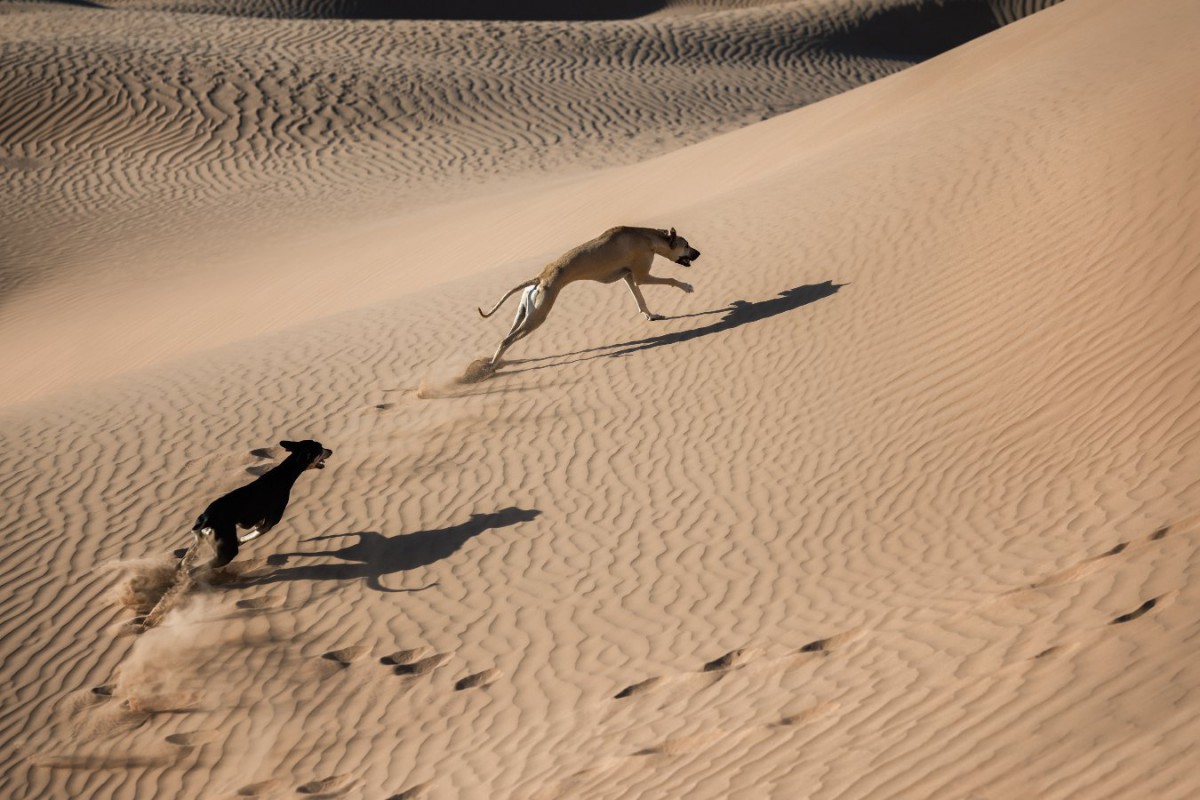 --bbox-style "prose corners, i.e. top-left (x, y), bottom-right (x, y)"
top-left (279, 440), bottom-right (298, 452)
top-left (668, 227), bottom-right (677, 247)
